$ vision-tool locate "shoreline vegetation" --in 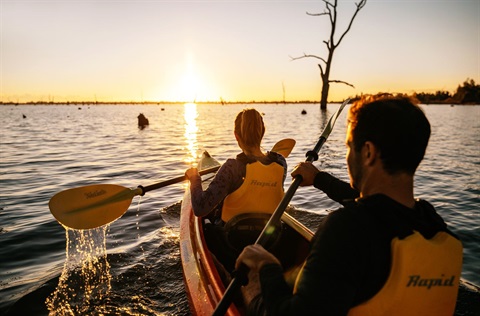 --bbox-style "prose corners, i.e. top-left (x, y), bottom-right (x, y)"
top-left (2, 79), bottom-right (478, 106)
top-left (1, 100), bottom-right (479, 106)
